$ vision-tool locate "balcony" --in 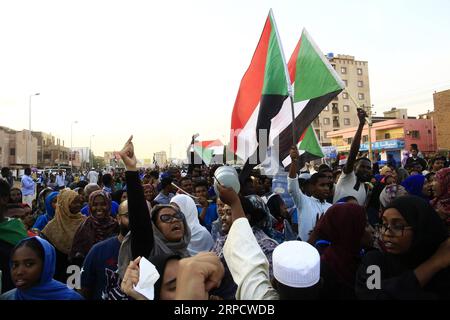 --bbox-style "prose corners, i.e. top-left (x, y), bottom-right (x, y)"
top-left (333, 121), bottom-right (340, 128)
